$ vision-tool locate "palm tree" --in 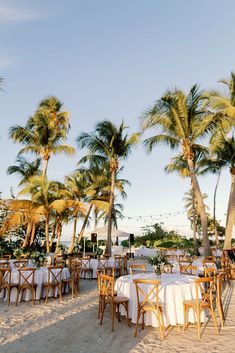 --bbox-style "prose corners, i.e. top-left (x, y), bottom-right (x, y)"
top-left (77, 121), bottom-right (139, 255)
top-left (142, 85), bottom-right (224, 256)
top-left (208, 131), bottom-right (235, 249)
top-left (7, 156), bottom-right (41, 186)
top-left (9, 96), bottom-right (75, 178)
